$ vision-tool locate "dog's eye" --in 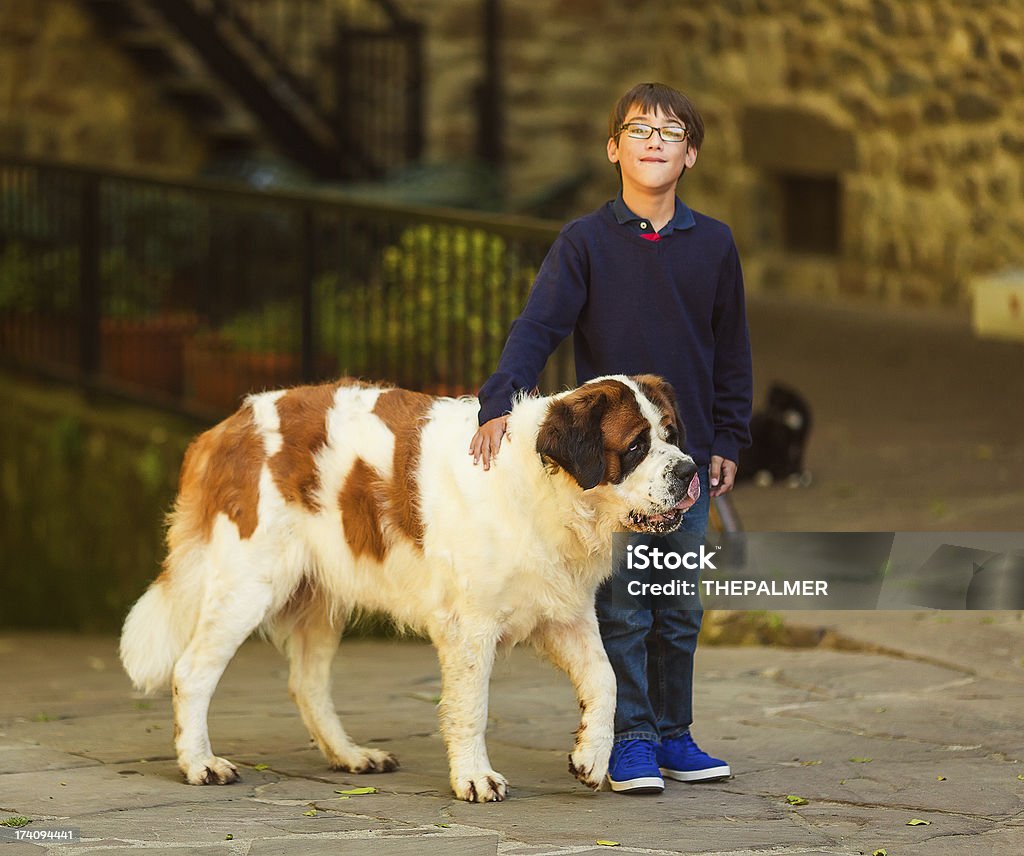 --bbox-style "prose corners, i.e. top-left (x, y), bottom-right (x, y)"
top-left (664, 425), bottom-right (678, 444)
